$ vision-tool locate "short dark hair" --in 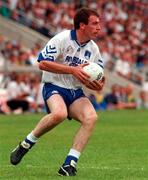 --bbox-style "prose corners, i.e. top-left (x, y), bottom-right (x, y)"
top-left (74, 7), bottom-right (99, 29)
